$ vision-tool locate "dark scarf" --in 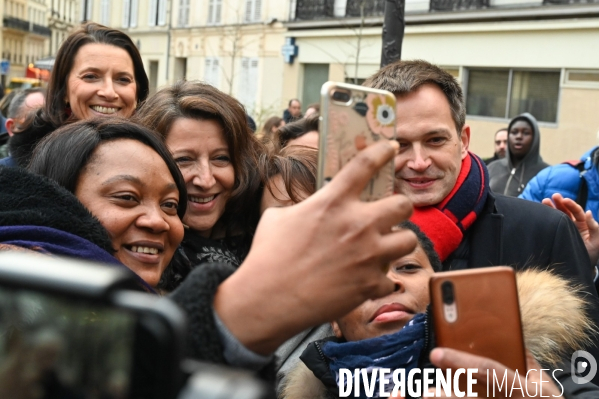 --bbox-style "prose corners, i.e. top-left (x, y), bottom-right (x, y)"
top-left (320, 313), bottom-right (426, 398)
top-left (410, 152), bottom-right (489, 261)
top-left (158, 228), bottom-right (251, 291)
